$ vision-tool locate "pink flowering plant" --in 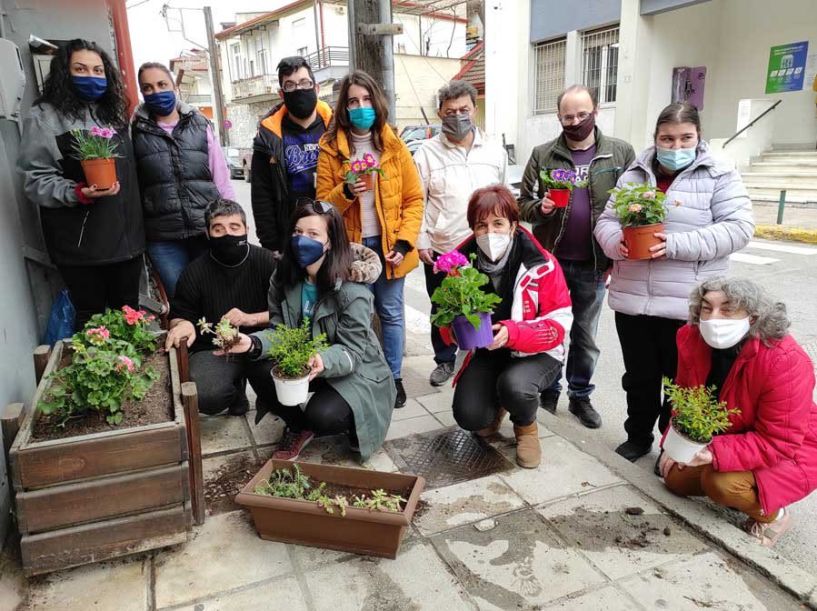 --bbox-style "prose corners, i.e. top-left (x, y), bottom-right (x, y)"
top-left (38, 306), bottom-right (159, 426)
top-left (609, 182), bottom-right (668, 227)
top-left (345, 152), bottom-right (385, 184)
top-left (71, 126), bottom-right (119, 160)
top-left (430, 251), bottom-right (502, 330)
top-left (539, 168), bottom-right (587, 191)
